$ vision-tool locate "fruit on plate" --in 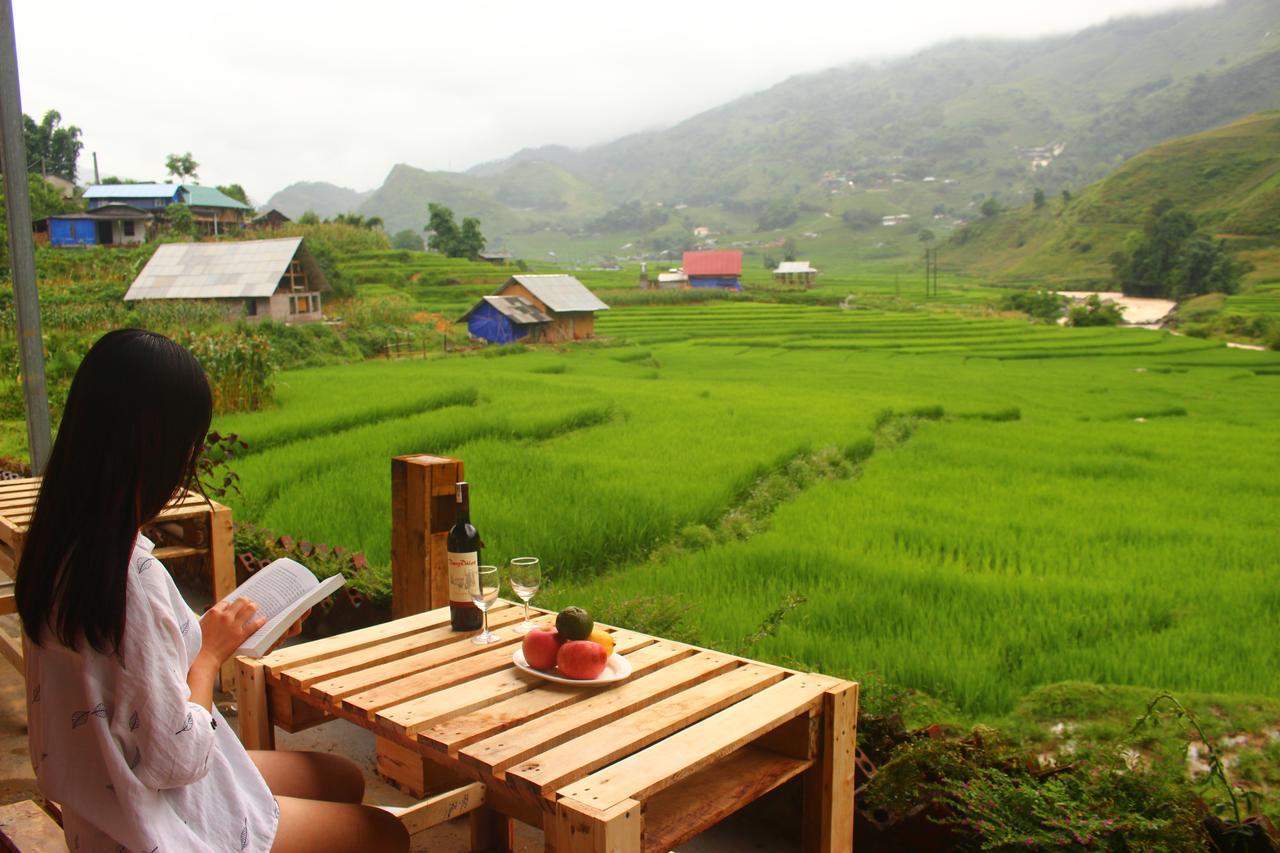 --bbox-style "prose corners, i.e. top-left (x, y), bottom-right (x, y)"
top-left (555, 606), bottom-right (594, 641)
top-left (521, 627), bottom-right (564, 671)
top-left (587, 627), bottom-right (615, 657)
top-left (557, 640), bottom-right (608, 679)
